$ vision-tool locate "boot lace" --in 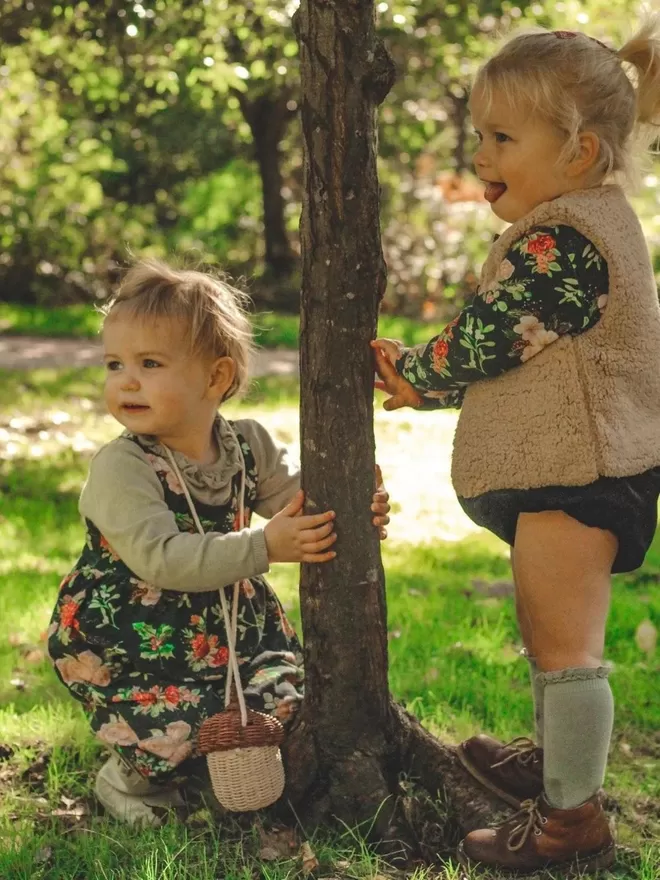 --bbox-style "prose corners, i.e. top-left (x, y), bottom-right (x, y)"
top-left (491, 736), bottom-right (540, 769)
top-left (499, 797), bottom-right (547, 852)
